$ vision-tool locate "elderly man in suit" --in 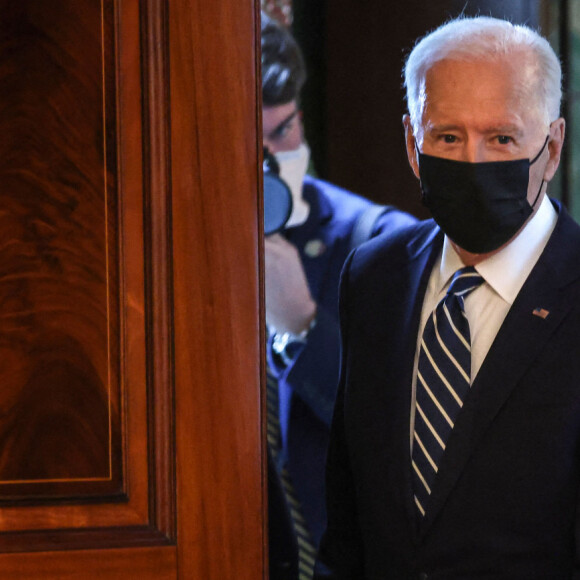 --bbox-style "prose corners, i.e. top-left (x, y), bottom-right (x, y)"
top-left (315, 16), bottom-right (580, 579)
